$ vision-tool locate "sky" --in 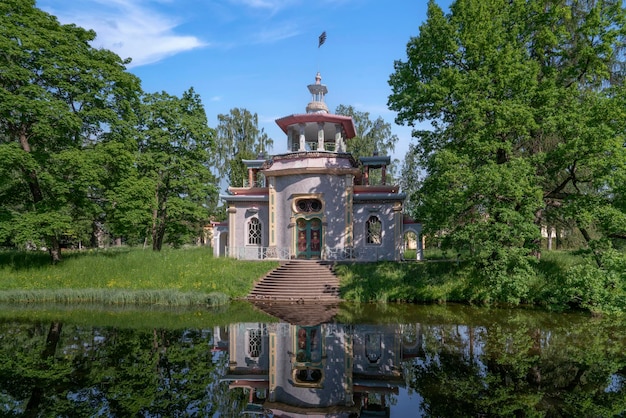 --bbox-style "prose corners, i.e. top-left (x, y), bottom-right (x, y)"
top-left (37, 0), bottom-right (454, 164)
